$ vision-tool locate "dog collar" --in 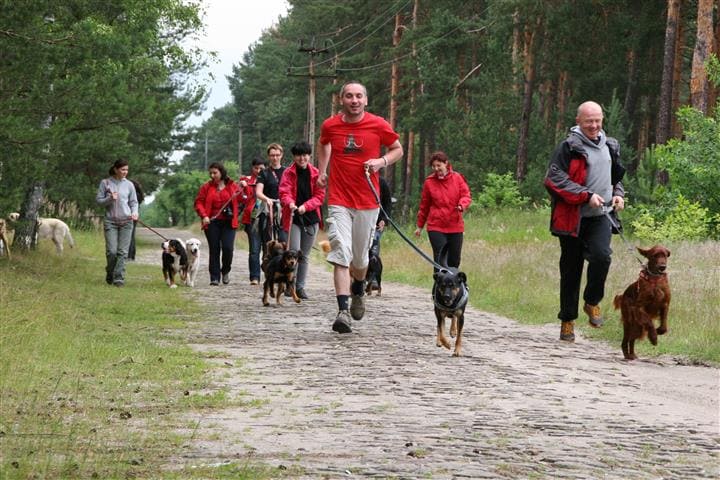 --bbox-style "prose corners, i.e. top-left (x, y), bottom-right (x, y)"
top-left (434, 283), bottom-right (469, 311)
top-left (640, 266), bottom-right (666, 281)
